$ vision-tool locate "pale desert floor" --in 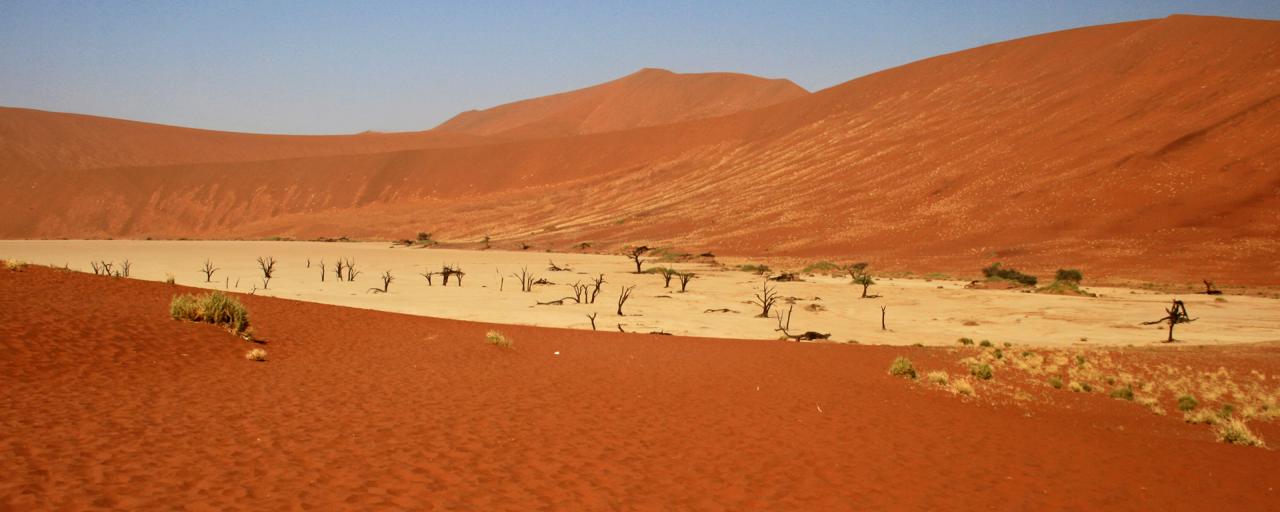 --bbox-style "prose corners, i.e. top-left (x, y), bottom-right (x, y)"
top-left (3, 240), bottom-right (1277, 347)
